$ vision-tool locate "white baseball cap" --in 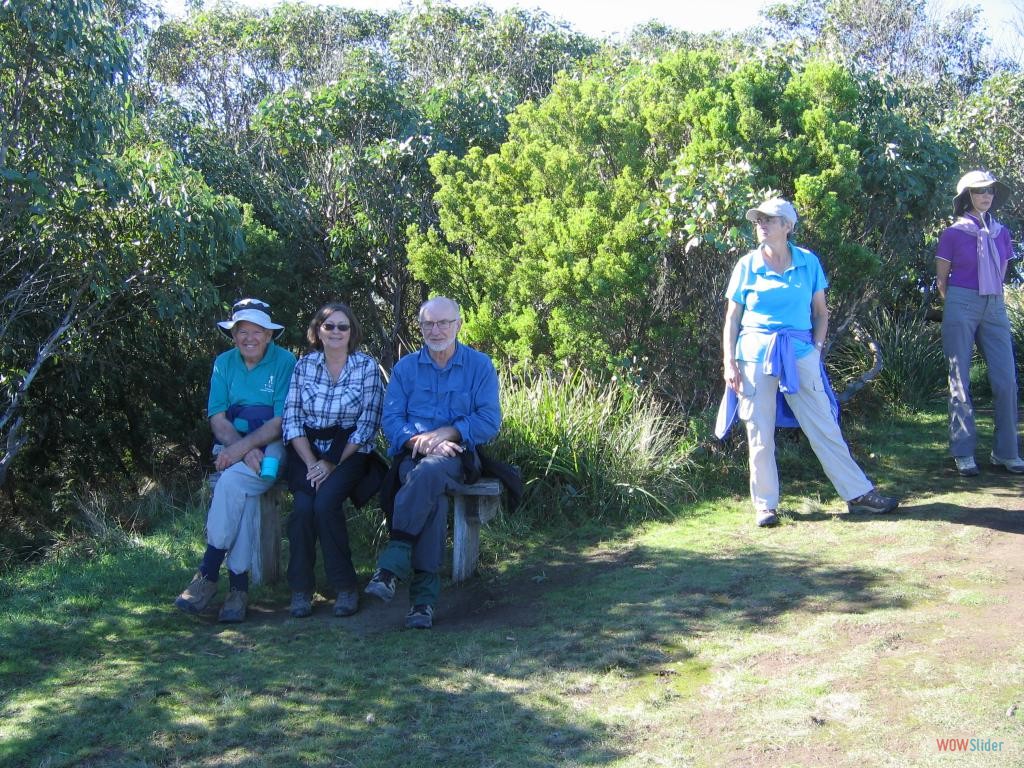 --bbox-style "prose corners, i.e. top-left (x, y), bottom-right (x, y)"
top-left (745, 198), bottom-right (798, 227)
